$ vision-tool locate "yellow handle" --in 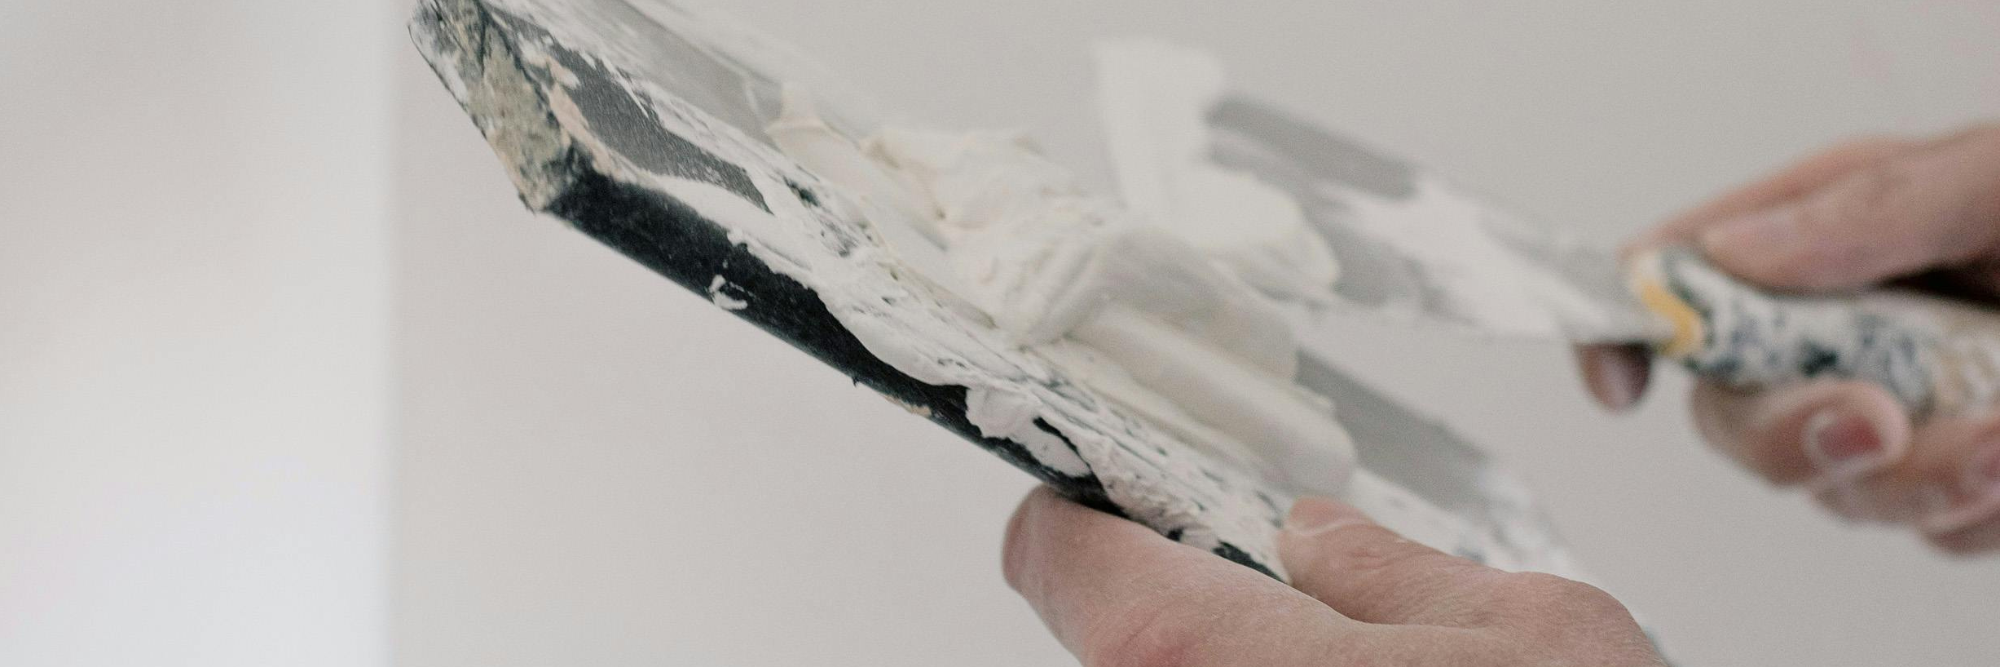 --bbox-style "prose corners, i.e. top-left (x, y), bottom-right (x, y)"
top-left (1626, 250), bottom-right (1706, 359)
